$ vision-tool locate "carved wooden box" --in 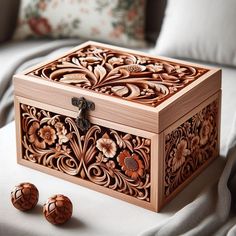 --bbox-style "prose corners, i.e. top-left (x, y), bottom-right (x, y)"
top-left (13, 41), bottom-right (221, 212)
